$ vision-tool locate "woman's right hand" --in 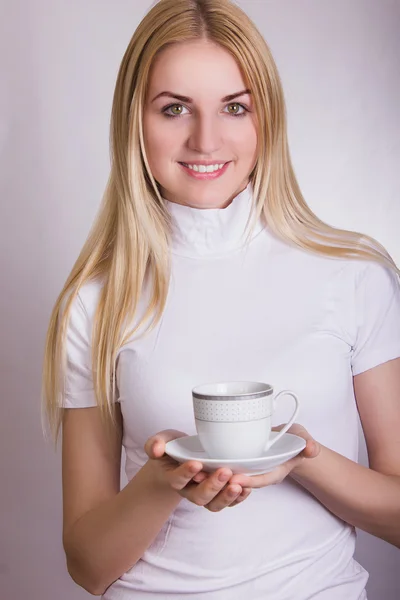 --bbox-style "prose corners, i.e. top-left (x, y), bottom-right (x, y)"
top-left (144, 430), bottom-right (252, 512)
